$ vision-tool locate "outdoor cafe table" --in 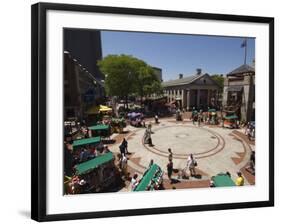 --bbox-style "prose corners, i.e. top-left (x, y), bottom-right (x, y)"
top-left (72, 136), bottom-right (101, 150)
top-left (75, 152), bottom-right (114, 175)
